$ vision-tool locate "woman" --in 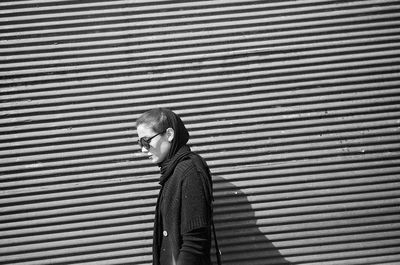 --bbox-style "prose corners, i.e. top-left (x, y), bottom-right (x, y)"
top-left (136, 108), bottom-right (220, 265)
